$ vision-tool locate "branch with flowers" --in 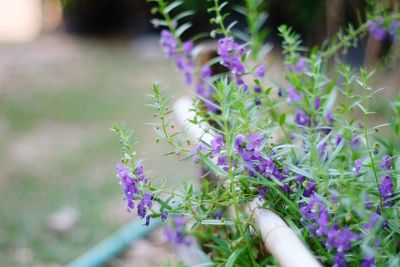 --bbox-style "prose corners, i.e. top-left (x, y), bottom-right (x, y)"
top-left (113, 1), bottom-right (400, 266)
